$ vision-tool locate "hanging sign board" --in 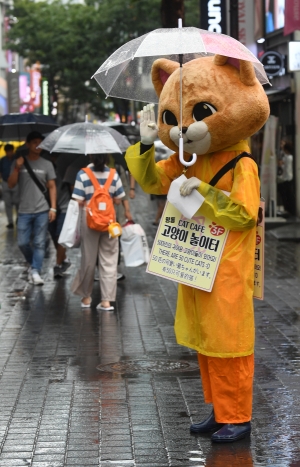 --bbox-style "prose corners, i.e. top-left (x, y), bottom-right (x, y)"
top-left (260, 51), bottom-right (284, 77)
top-left (254, 199), bottom-right (265, 300)
top-left (147, 201), bottom-right (229, 292)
